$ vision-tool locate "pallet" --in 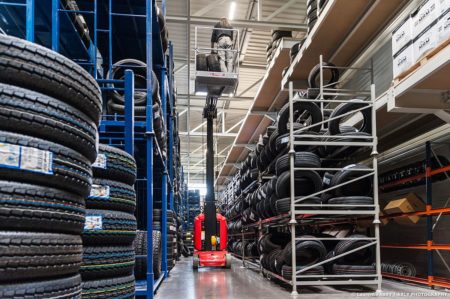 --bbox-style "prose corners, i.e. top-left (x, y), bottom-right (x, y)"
top-left (394, 37), bottom-right (450, 85)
